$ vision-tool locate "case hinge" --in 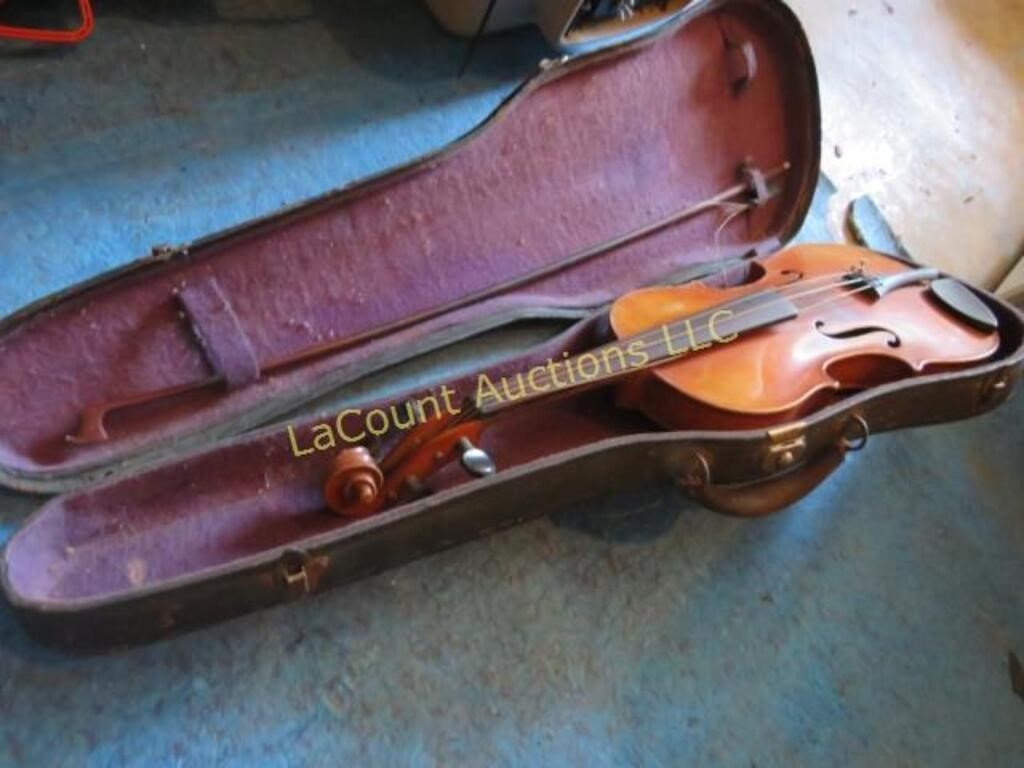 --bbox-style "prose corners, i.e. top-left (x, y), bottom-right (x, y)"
top-left (980, 369), bottom-right (1015, 409)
